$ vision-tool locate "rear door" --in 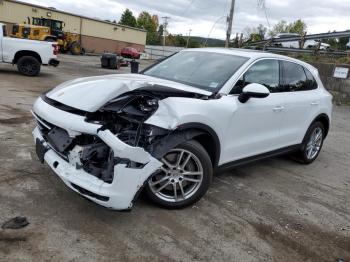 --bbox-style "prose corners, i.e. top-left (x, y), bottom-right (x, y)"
top-left (279, 60), bottom-right (320, 146)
